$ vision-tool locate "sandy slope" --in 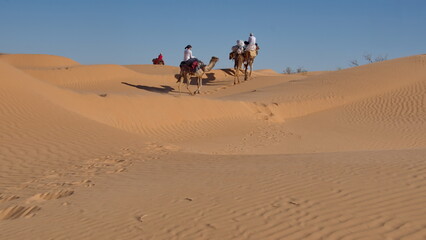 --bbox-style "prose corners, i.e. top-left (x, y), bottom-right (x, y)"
top-left (0, 54), bottom-right (80, 68)
top-left (1, 53), bottom-right (426, 240)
